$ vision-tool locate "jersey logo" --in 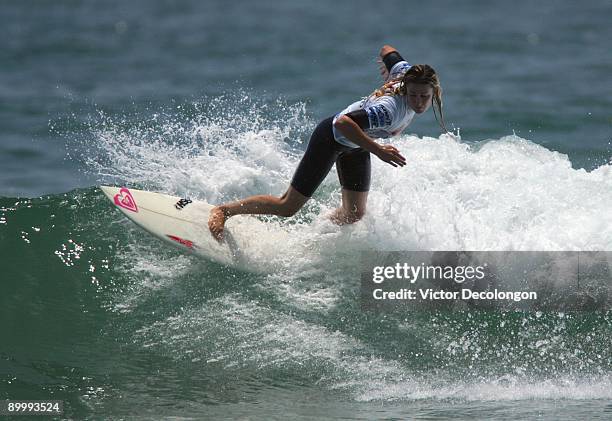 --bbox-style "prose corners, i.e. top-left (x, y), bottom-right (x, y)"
top-left (366, 105), bottom-right (392, 128)
top-left (174, 198), bottom-right (192, 210)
